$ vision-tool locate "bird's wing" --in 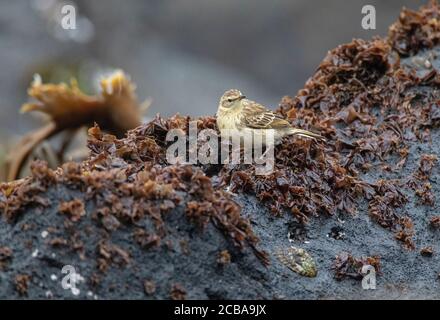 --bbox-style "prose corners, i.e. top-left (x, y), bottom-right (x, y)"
top-left (241, 99), bottom-right (291, 129)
